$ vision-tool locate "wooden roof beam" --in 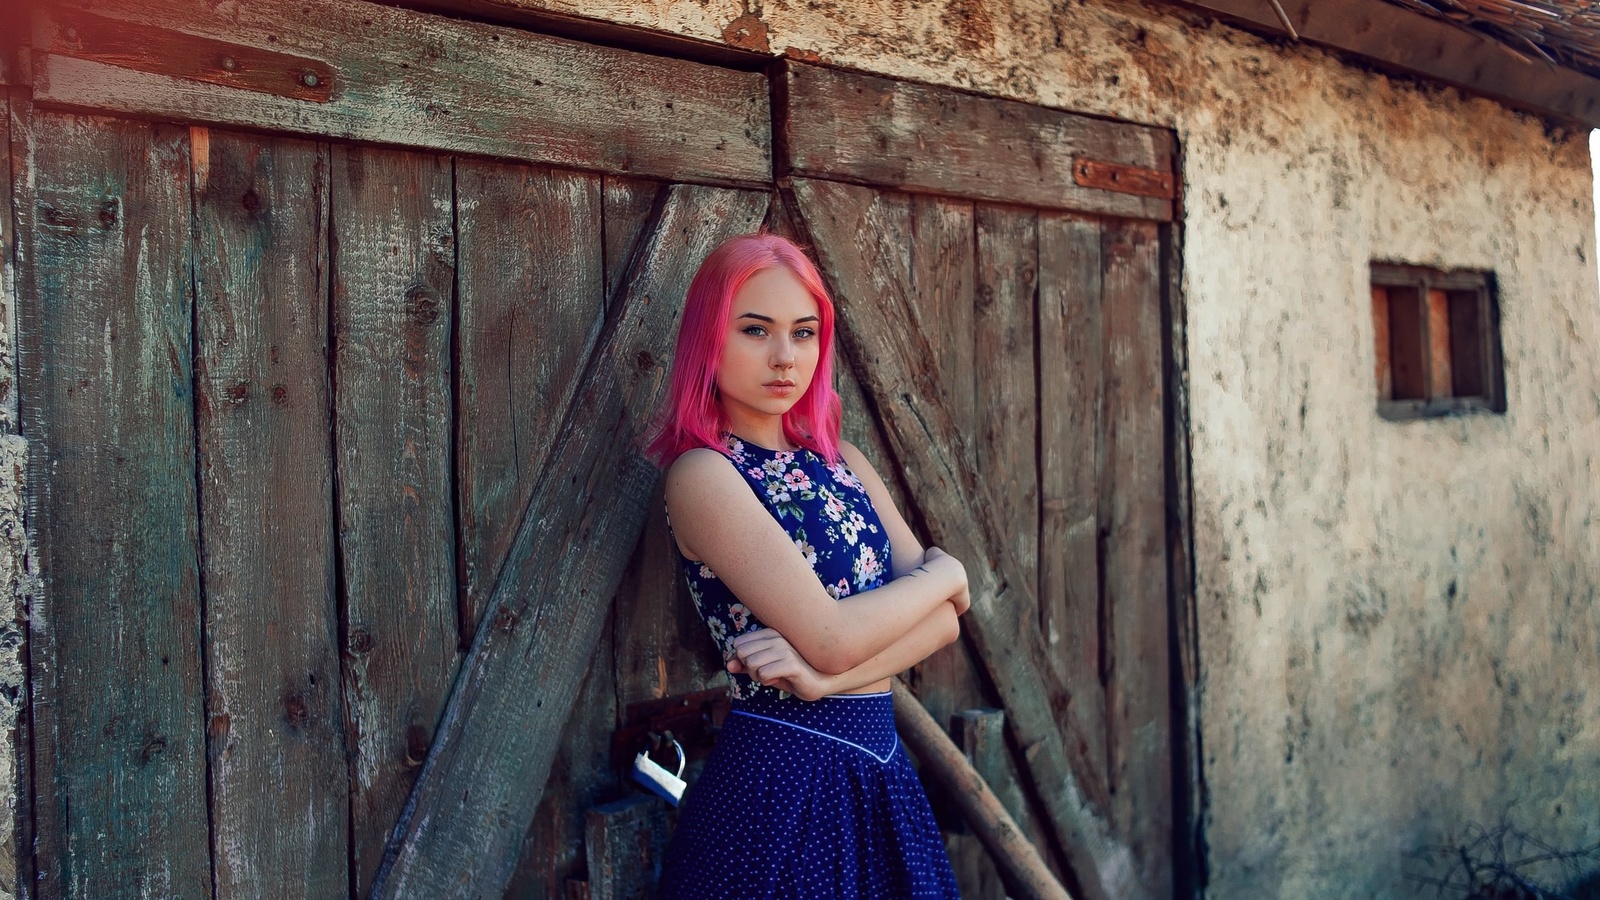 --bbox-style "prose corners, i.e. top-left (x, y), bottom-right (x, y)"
top-left (1168, 0), bottom-right (1600, 127)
